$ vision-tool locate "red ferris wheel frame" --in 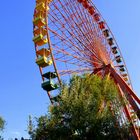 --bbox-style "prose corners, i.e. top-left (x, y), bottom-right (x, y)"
top-left (32, 0), bottom-right (140, 139)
